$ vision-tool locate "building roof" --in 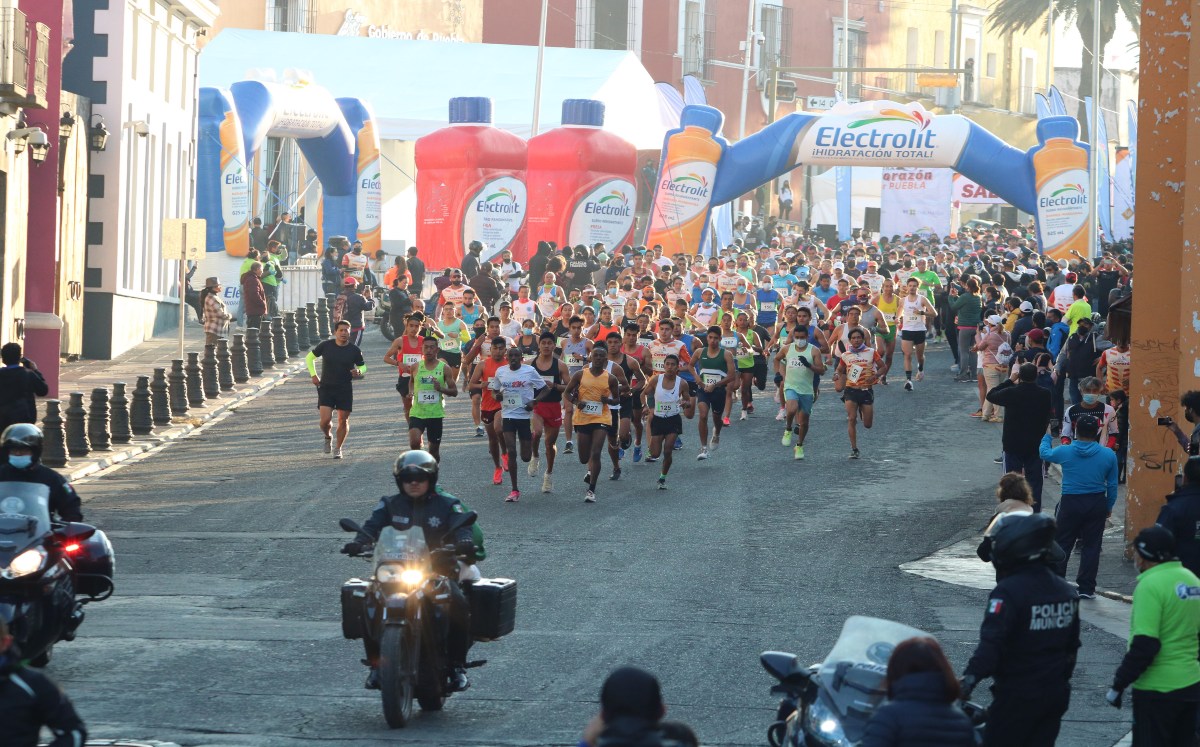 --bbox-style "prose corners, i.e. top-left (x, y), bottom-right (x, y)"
top-left (199, 29), bottom-right (669, 149)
